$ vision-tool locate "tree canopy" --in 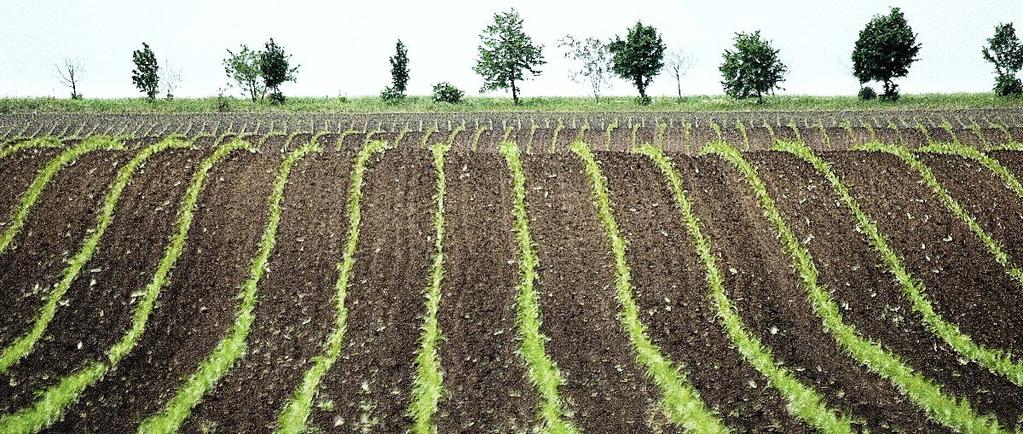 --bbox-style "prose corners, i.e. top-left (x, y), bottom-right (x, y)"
top-left (852, 7), bottom-right (922, 101)
top-left (983, 23), bottom-right (1023, 96)
top-left (608, 22), bottom-right (666, 104)
top-left (259, 38), bottom-right (299, 104)
top-left (382, 39), bottom-right (410, 102)
top-left (719, 31), bottom-right (787, 103)
top-left (474, 8), bottom-right (545, 105)
top-left (131, 42), bottom-right (160, 100)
